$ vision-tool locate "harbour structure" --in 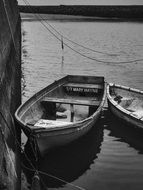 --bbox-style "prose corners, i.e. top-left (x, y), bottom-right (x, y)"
top-left (0, 0), bottom-right (21, 189)
top-left (19, 5), bottom-right (143, 19)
